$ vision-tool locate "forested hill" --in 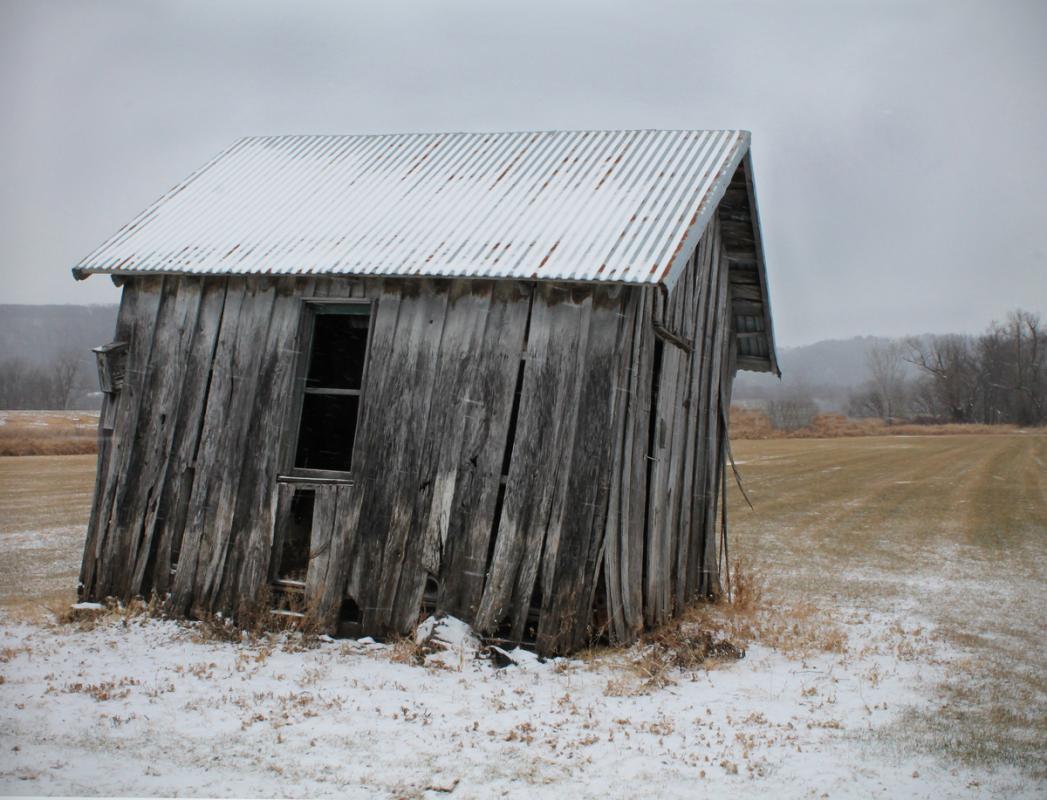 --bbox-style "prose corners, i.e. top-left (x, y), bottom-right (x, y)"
top-left (734, 336), bottom-right (921, 392)
top-left (0, 305), bottom-right (119, 409)
top-left (0, 304), bottom-right (119, 367)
